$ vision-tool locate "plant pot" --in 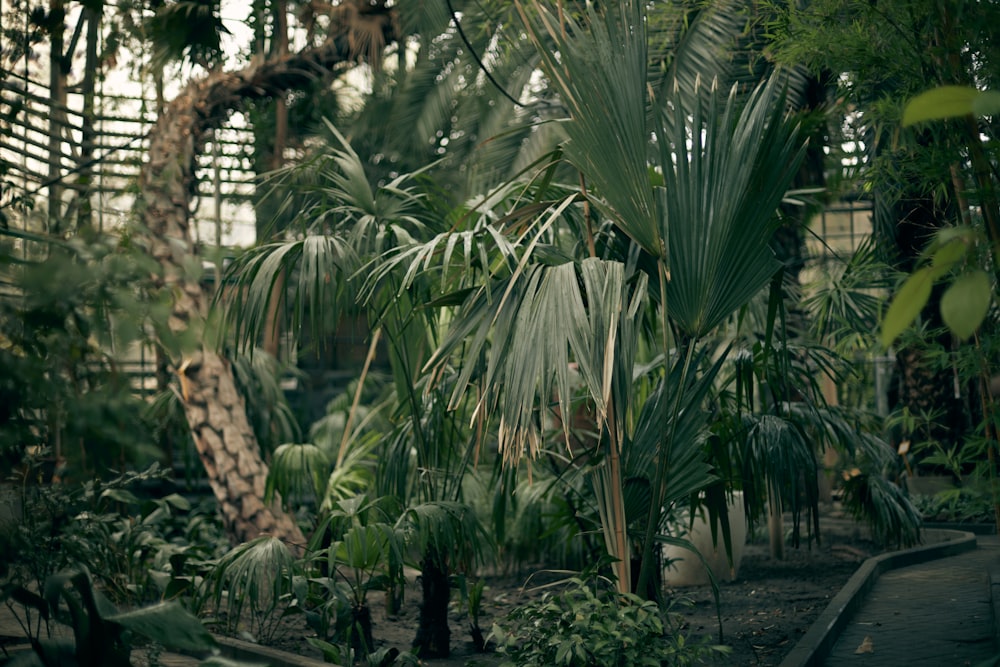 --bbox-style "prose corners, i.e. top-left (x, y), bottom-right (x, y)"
top-left (0, 482), bottom-right (21, 527)
top-left (663, 492), bottom-right (747, 586)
